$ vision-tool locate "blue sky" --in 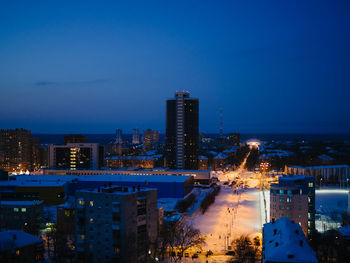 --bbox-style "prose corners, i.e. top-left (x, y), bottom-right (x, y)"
top-left (0, 0), bottom-right (349, 133)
